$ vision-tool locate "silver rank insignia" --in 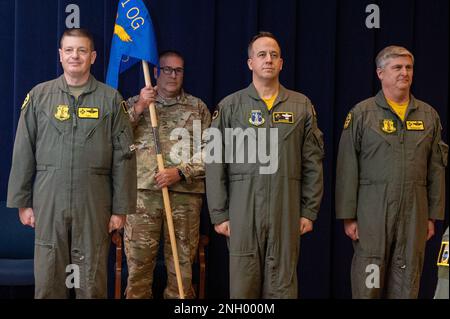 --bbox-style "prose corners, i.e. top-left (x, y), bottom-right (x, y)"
top-left (249, 110), bottom-right (265, 126)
